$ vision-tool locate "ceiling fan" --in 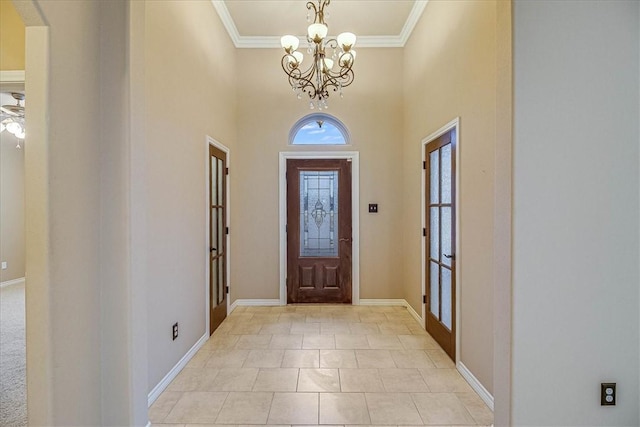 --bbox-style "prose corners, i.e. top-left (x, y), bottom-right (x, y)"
top-left (1, 92), bottom-right (26, 148)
